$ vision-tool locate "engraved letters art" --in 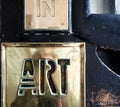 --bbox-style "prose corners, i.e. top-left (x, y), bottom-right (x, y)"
top-left (1, 43), bottom-right (86, 107)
